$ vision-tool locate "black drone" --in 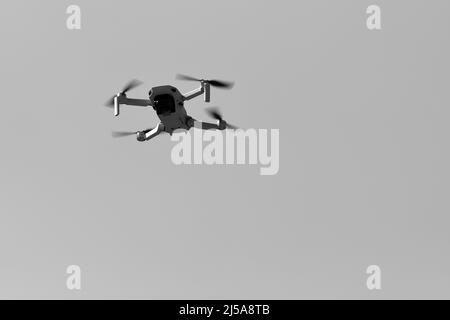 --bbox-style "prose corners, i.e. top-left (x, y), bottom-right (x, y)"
top-left (105, 74), bottom-right (237, 141)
